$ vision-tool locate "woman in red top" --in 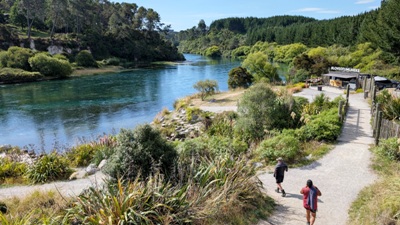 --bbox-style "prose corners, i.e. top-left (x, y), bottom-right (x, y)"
top-left (300, 179), bottom-right (322, 225)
